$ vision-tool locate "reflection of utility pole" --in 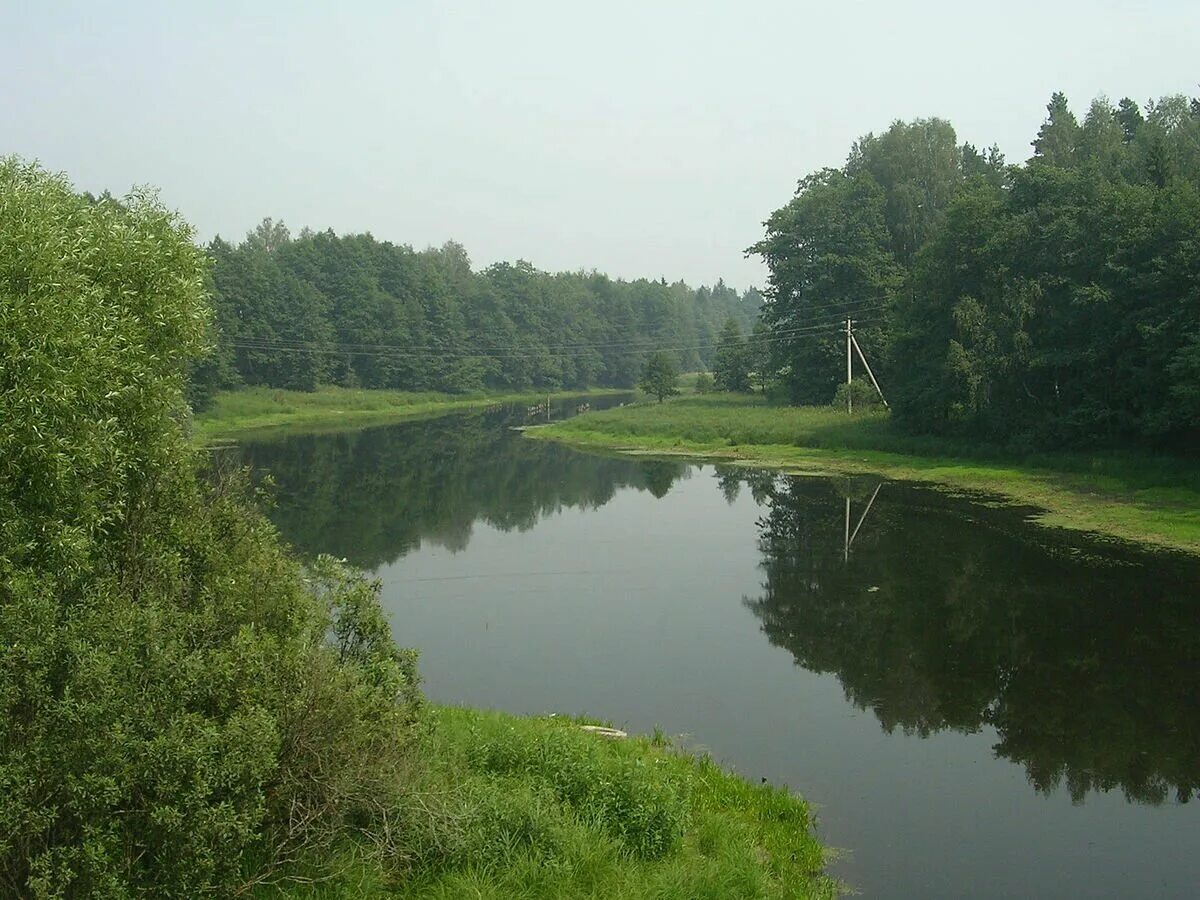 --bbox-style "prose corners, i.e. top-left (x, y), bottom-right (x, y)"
top-left (844, 495), bottom-right (851, 562)
top-left (843, 483), bottom-right (883, 562)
